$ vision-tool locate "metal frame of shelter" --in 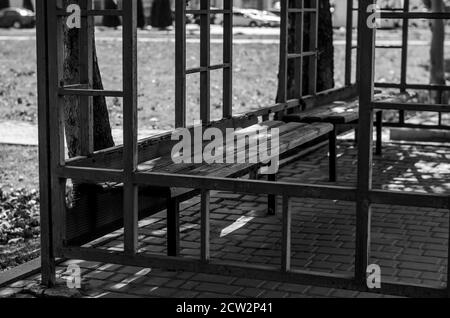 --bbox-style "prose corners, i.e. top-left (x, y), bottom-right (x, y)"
top-left (373, 0), bottom-right (450, 130)
top-left (36, 0), bottom-right (450, 297)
